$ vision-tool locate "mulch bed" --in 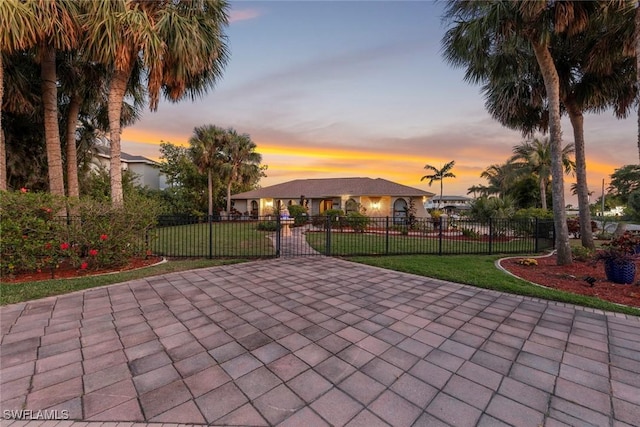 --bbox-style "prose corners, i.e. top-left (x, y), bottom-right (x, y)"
top-left (500, 254), bottom-right (640, 308)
